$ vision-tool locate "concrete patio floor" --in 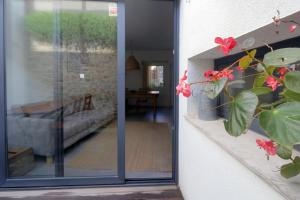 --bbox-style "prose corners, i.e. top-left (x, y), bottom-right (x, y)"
top-left (0, 185), bottom-right (183, 200)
